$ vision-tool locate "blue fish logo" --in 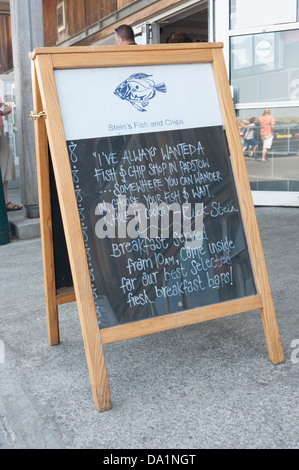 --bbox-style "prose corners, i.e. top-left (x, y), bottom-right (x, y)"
top-left (114, 73), bottom-right (167, 112)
